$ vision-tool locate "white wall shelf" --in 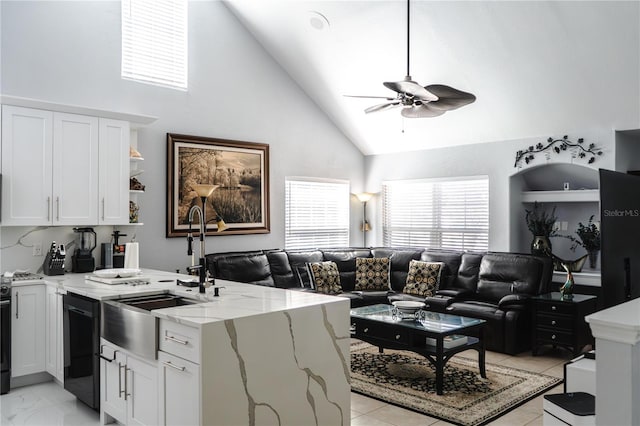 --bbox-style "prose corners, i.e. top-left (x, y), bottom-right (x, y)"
top-left (522, 189), bottom-right (599, 203)
top-left (553, 270), bottom-right (601, 287)
top-left (1, 95), bottom-right (156, 127)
